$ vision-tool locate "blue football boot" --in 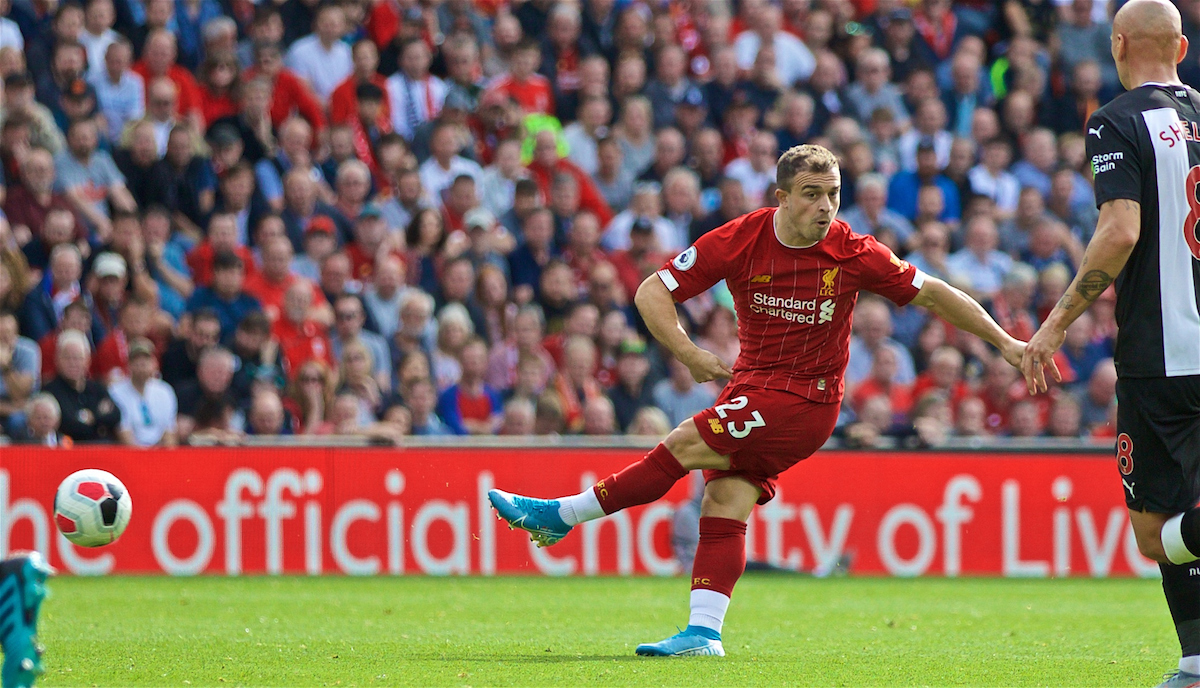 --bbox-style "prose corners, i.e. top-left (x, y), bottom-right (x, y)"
top-left (487, 489), bottom-right (573, 547)
top-left (635, 626), bottom-right (725, 657)
top-left (0, 552), bottom-right (54, 688)
top-left (1157, 670), bottom-right (1200, 688)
